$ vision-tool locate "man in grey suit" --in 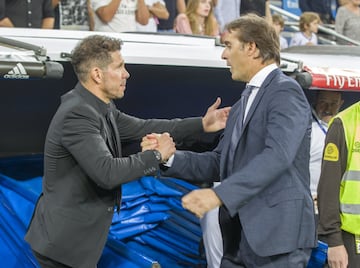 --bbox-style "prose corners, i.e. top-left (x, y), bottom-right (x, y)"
top-left (145, 14), bottom-right (317, 267)
top-left (24, 34), bottom-right (230, 268)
